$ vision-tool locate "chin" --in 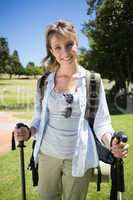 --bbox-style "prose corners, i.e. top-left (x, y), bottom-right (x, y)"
top-left (65, 59), bottom-right (76, 65)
